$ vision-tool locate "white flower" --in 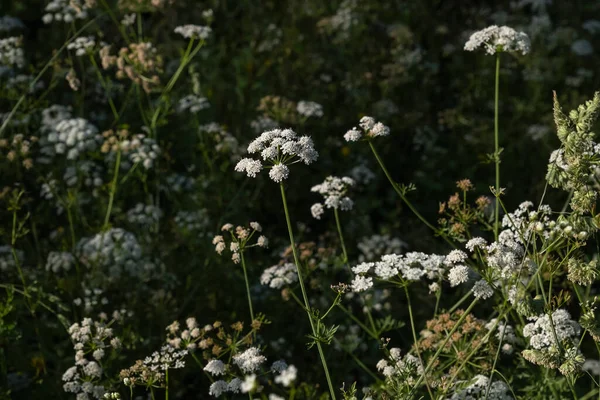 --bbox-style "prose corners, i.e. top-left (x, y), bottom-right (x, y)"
top-left (235, 158), bottom-right (263, 178)
top-left (204, 360), bottom-right (226, 376)
top-left (472, 279), bottom-right (494, 299)
top-left (260, 263), bottom-right (298, 289)
top-left (232, 347), bottom-right (266, 373)
top-left (311, 203), bottom-right (324, 219)
top-left (464, 25), bottom-right (531, 55)
top-left (240, 374), bottom-right (256, 393)
top-left (269, 163), bottom-right (289, 183)
top-left (444, 249), bottom-right (468, 265)
top-left (274, 365), bottom-right (297, 387)
top-left (174, 25), bottom-right (212, 40)
top-left (271, 360), bottom-right (287, 373)
top-left (448, 264), bottom-right (469, 287)
top-left (465, 237), bottom-right (487, 252)
top-left (67, 36), bottom-right (95, 56)
top-left (209, 380), bottom-right (228, 397)
top-left (297, 101), bottom-right (323, 118)
top-left (344, 127), bottom-right (362, 142)
top-left (351, 275), bottom-right (373, 292)
top-left (311, 176), bottom-right (355, 211)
